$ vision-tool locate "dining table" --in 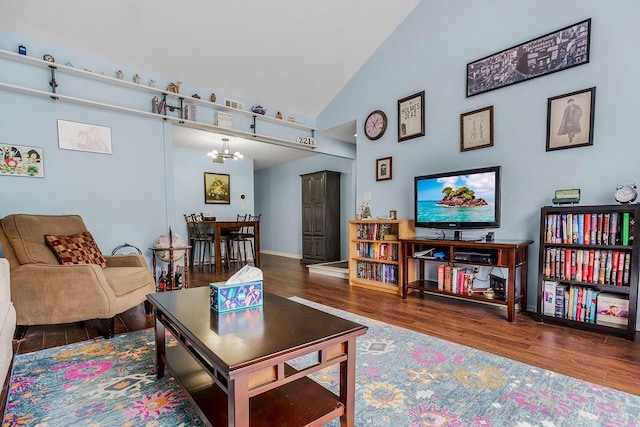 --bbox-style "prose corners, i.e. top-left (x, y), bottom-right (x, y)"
top-left (202, 219), bottom-right (261, 272)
